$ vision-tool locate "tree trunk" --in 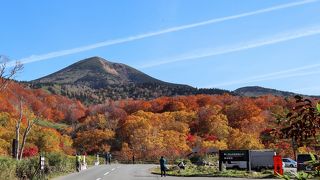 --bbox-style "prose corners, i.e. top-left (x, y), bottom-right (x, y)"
top-left (19, 118), bottom-right (34, 160)
top-left (292, 137), bottom-right (297, 161)
top-left (15, 125), bottom-right (20, 160)
top-left (19, 130), bottom-right (28, 160)
top-left (15, 99), bottom-right (23, 160)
